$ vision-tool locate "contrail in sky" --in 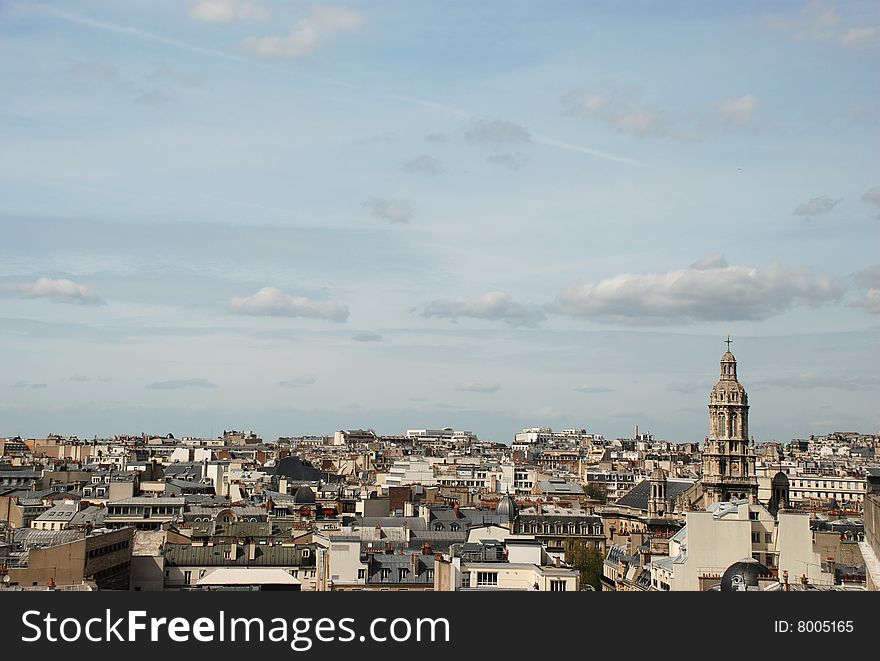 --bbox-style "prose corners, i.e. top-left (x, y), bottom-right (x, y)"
top-left (17, 3), bottom-right (642, 166)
